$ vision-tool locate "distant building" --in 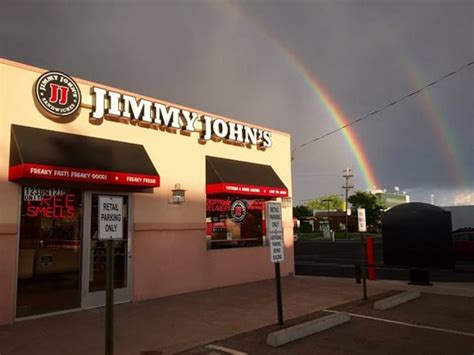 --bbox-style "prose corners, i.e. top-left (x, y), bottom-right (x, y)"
top-left (311, 211), bottom-right (358, 232)
top-left (370, 189), bottom-right (410, 209)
